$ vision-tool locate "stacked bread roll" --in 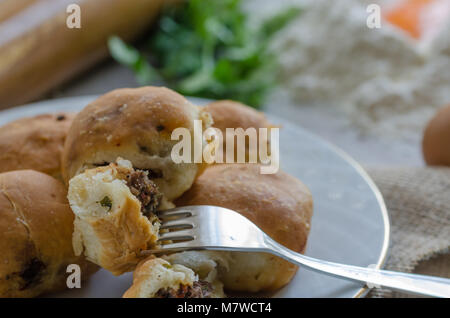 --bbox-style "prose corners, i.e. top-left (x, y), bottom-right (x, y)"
top-left (0, 113), bottom-right (96, 297)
